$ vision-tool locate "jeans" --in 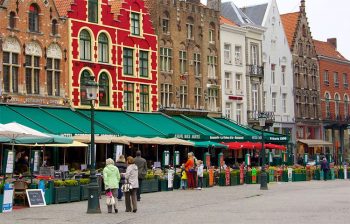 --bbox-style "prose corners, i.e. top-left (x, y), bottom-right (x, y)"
top-left (137, 178), bottom-right (143, 200)
top-left (117, 183), bottom-right (123, 199)
top-left (181, 179), bottom-right (187, 189)
top-left (198, 176), bottom-right (203, 188)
